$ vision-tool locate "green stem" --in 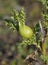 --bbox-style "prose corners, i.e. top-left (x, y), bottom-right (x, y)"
top-left (42, 43), bottom-right (46, 55)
